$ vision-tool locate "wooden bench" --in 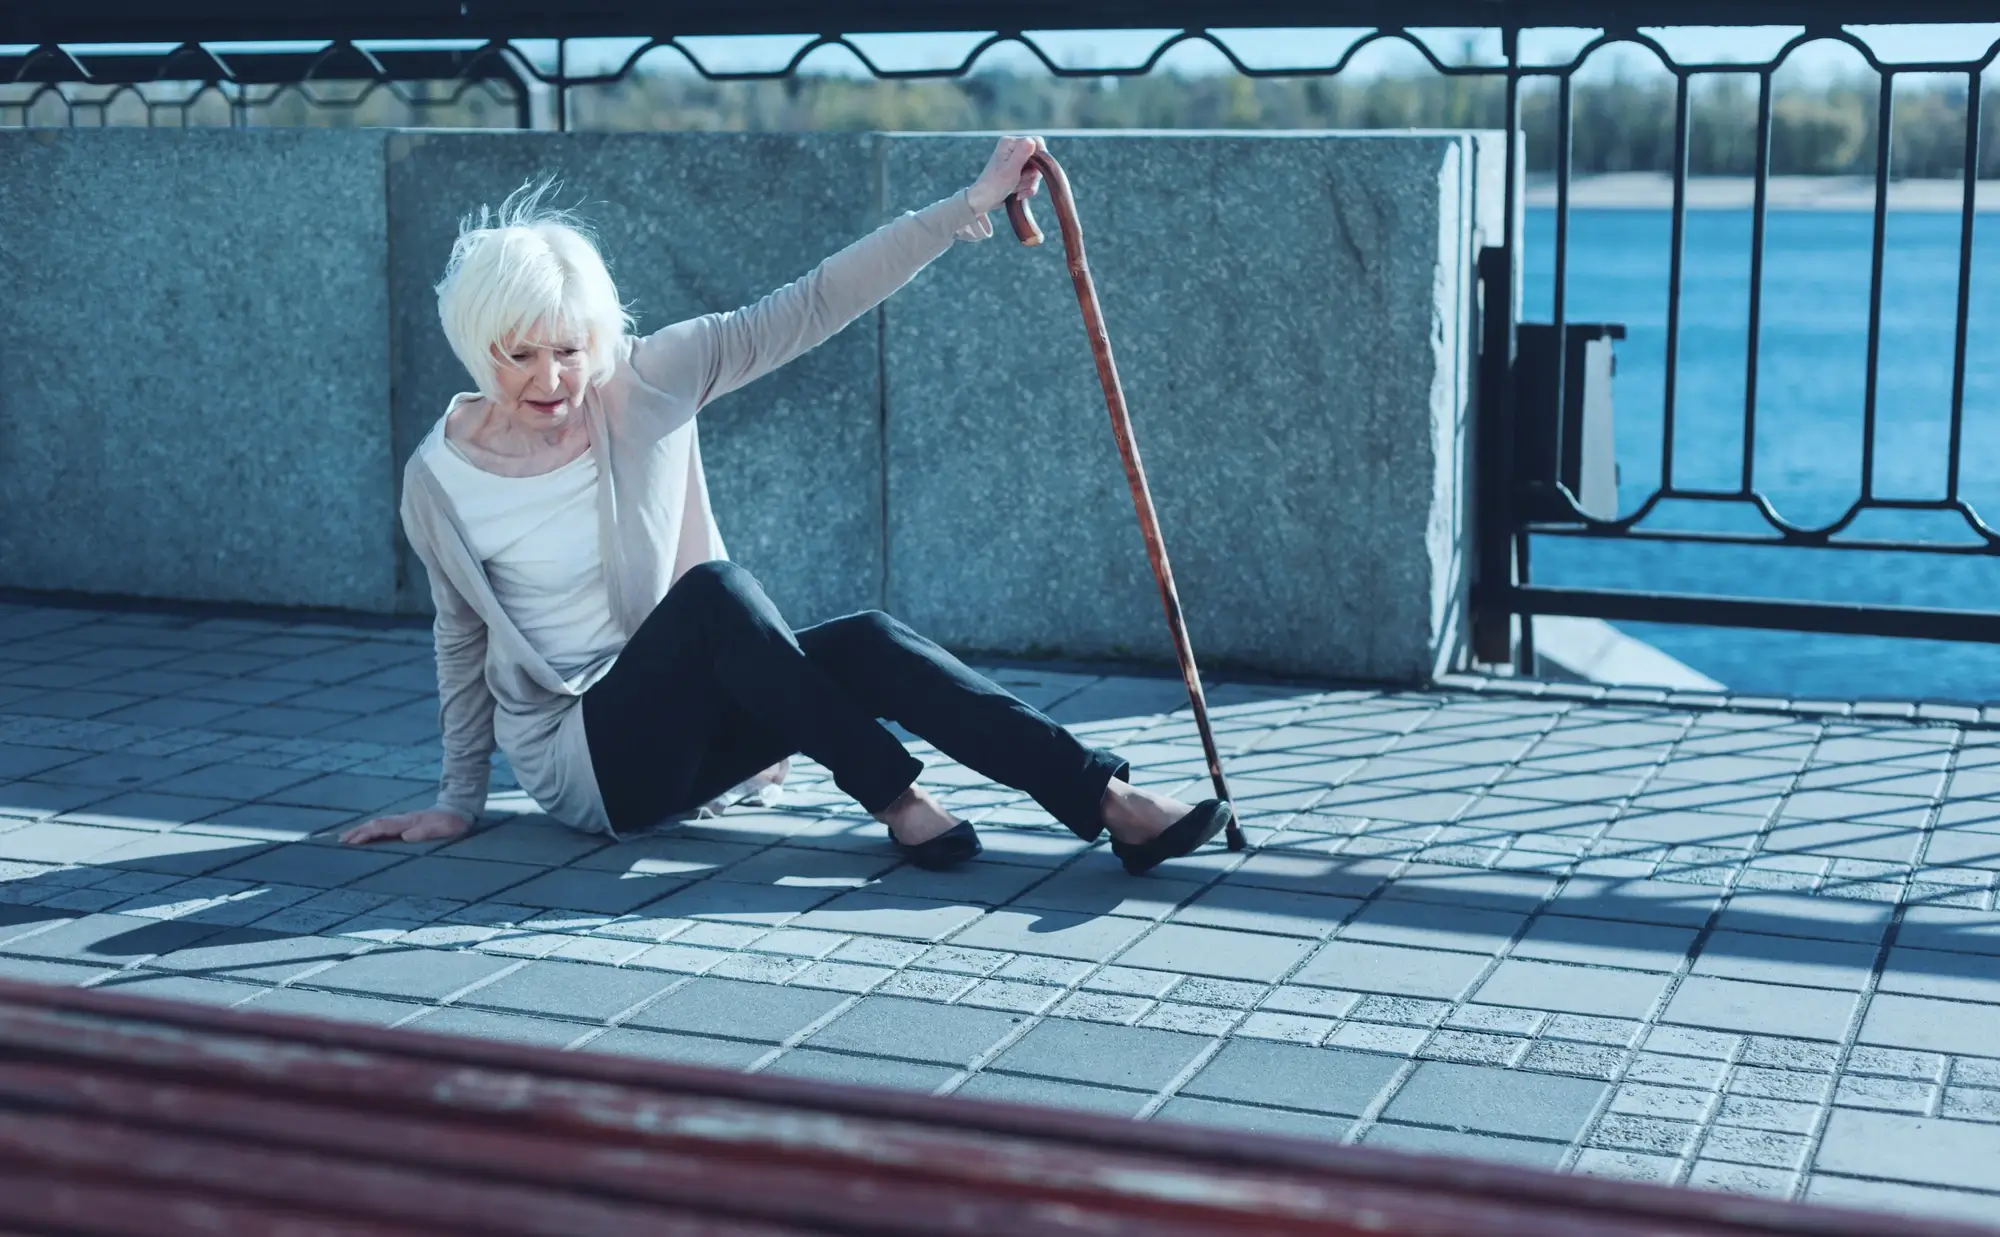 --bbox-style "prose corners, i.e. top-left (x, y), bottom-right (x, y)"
top-left (0, 976), bottom-right (1985, 1236)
